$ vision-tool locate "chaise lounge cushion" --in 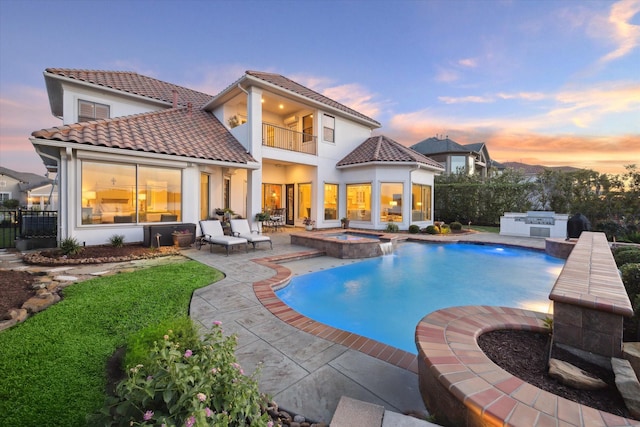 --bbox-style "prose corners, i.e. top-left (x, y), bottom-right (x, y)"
top-left (199, 220), bottom-right (248, 255)
top-left (230, 219), bottom-right (272, 249)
